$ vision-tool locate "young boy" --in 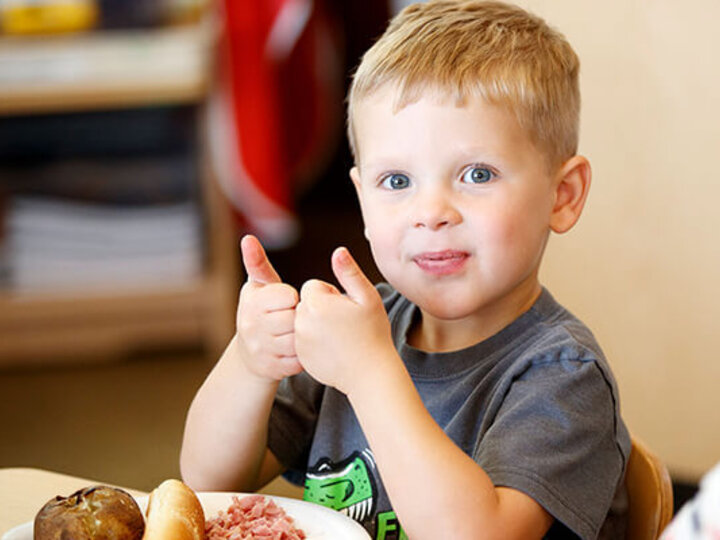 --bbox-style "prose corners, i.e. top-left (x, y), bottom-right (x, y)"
top-left (180, 2), bottom-right (630, 539)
